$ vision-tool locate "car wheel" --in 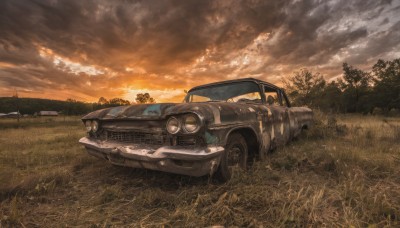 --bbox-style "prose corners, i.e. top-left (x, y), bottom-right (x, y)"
top-left (214, 133), bottom-right (248, 182)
